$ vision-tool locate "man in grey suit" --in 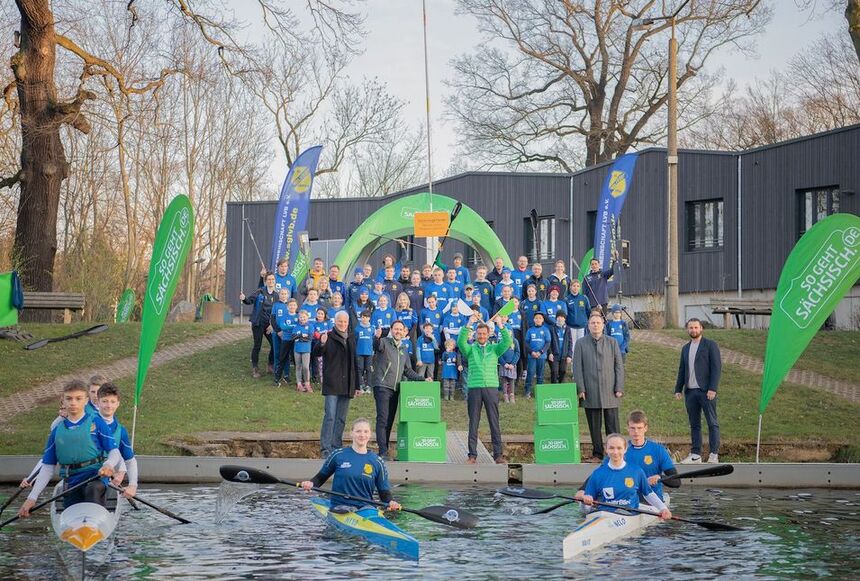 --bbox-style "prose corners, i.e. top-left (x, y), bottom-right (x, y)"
top-left (573, 312), bottom-right (625, 462)
top-left (674, 318), bottom-right (722, 464)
